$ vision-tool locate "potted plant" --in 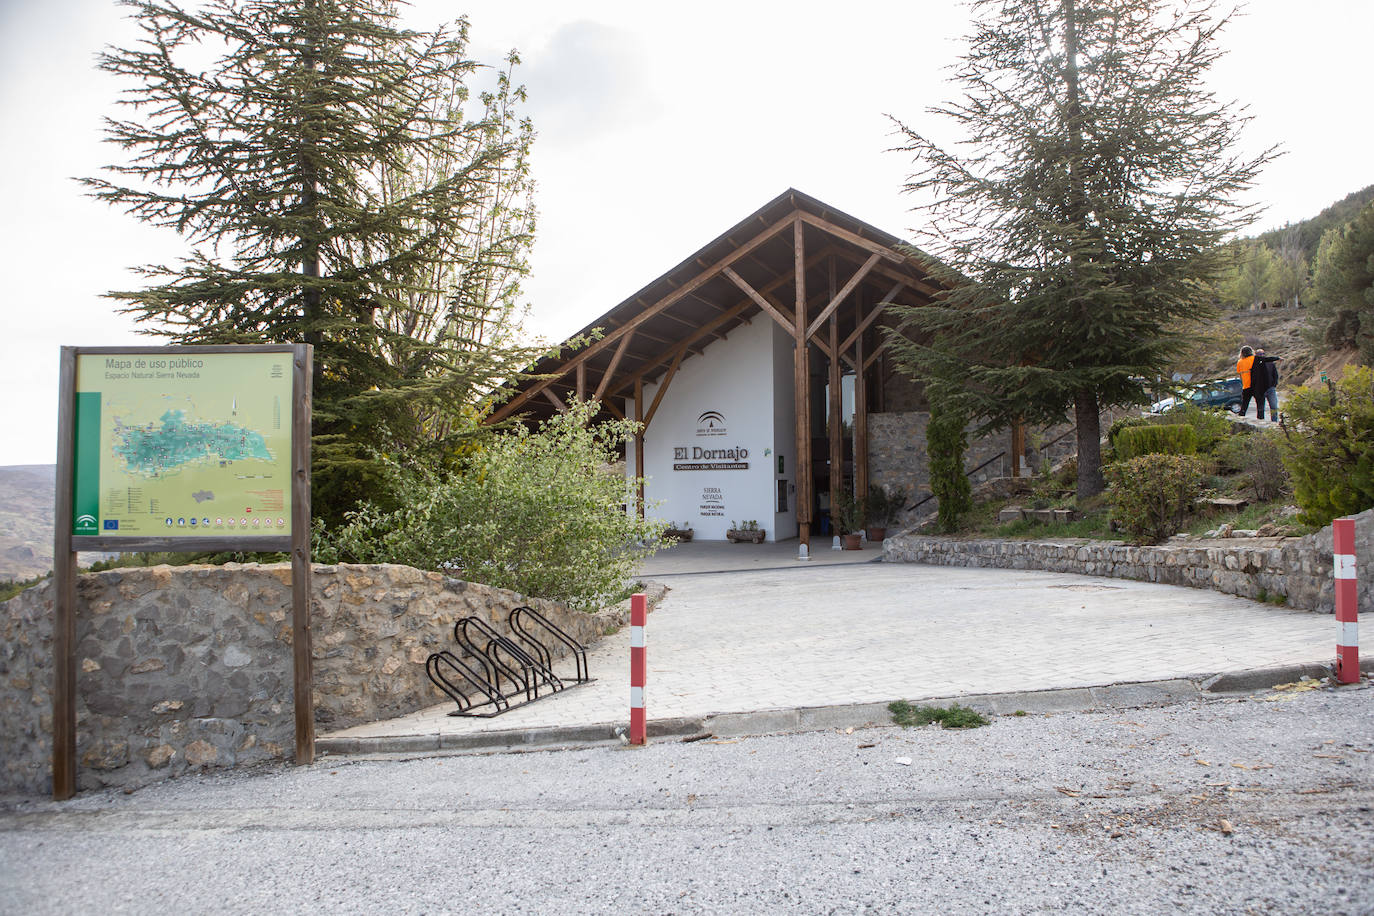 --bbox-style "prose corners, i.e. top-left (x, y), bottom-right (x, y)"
top-left (864, 484), bottom-right (908, 542)
top-left (831, 491), bottom-right (866, 549)
top-left (663, 520), bottom-right (694, 542)
top-left (726, 519), bottom-right (766, 544)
